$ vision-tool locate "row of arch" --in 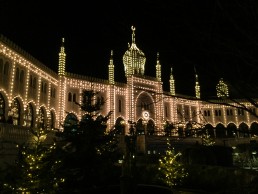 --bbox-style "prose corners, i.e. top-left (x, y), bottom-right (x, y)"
top-left (63, 112), bottom-right (156, 136)
top-left (62, 111), bottom-right (258, 138)
top-left (0, 92), bottom-right (56, 129)
top-left (204, 122), bottom-right (258, 138)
